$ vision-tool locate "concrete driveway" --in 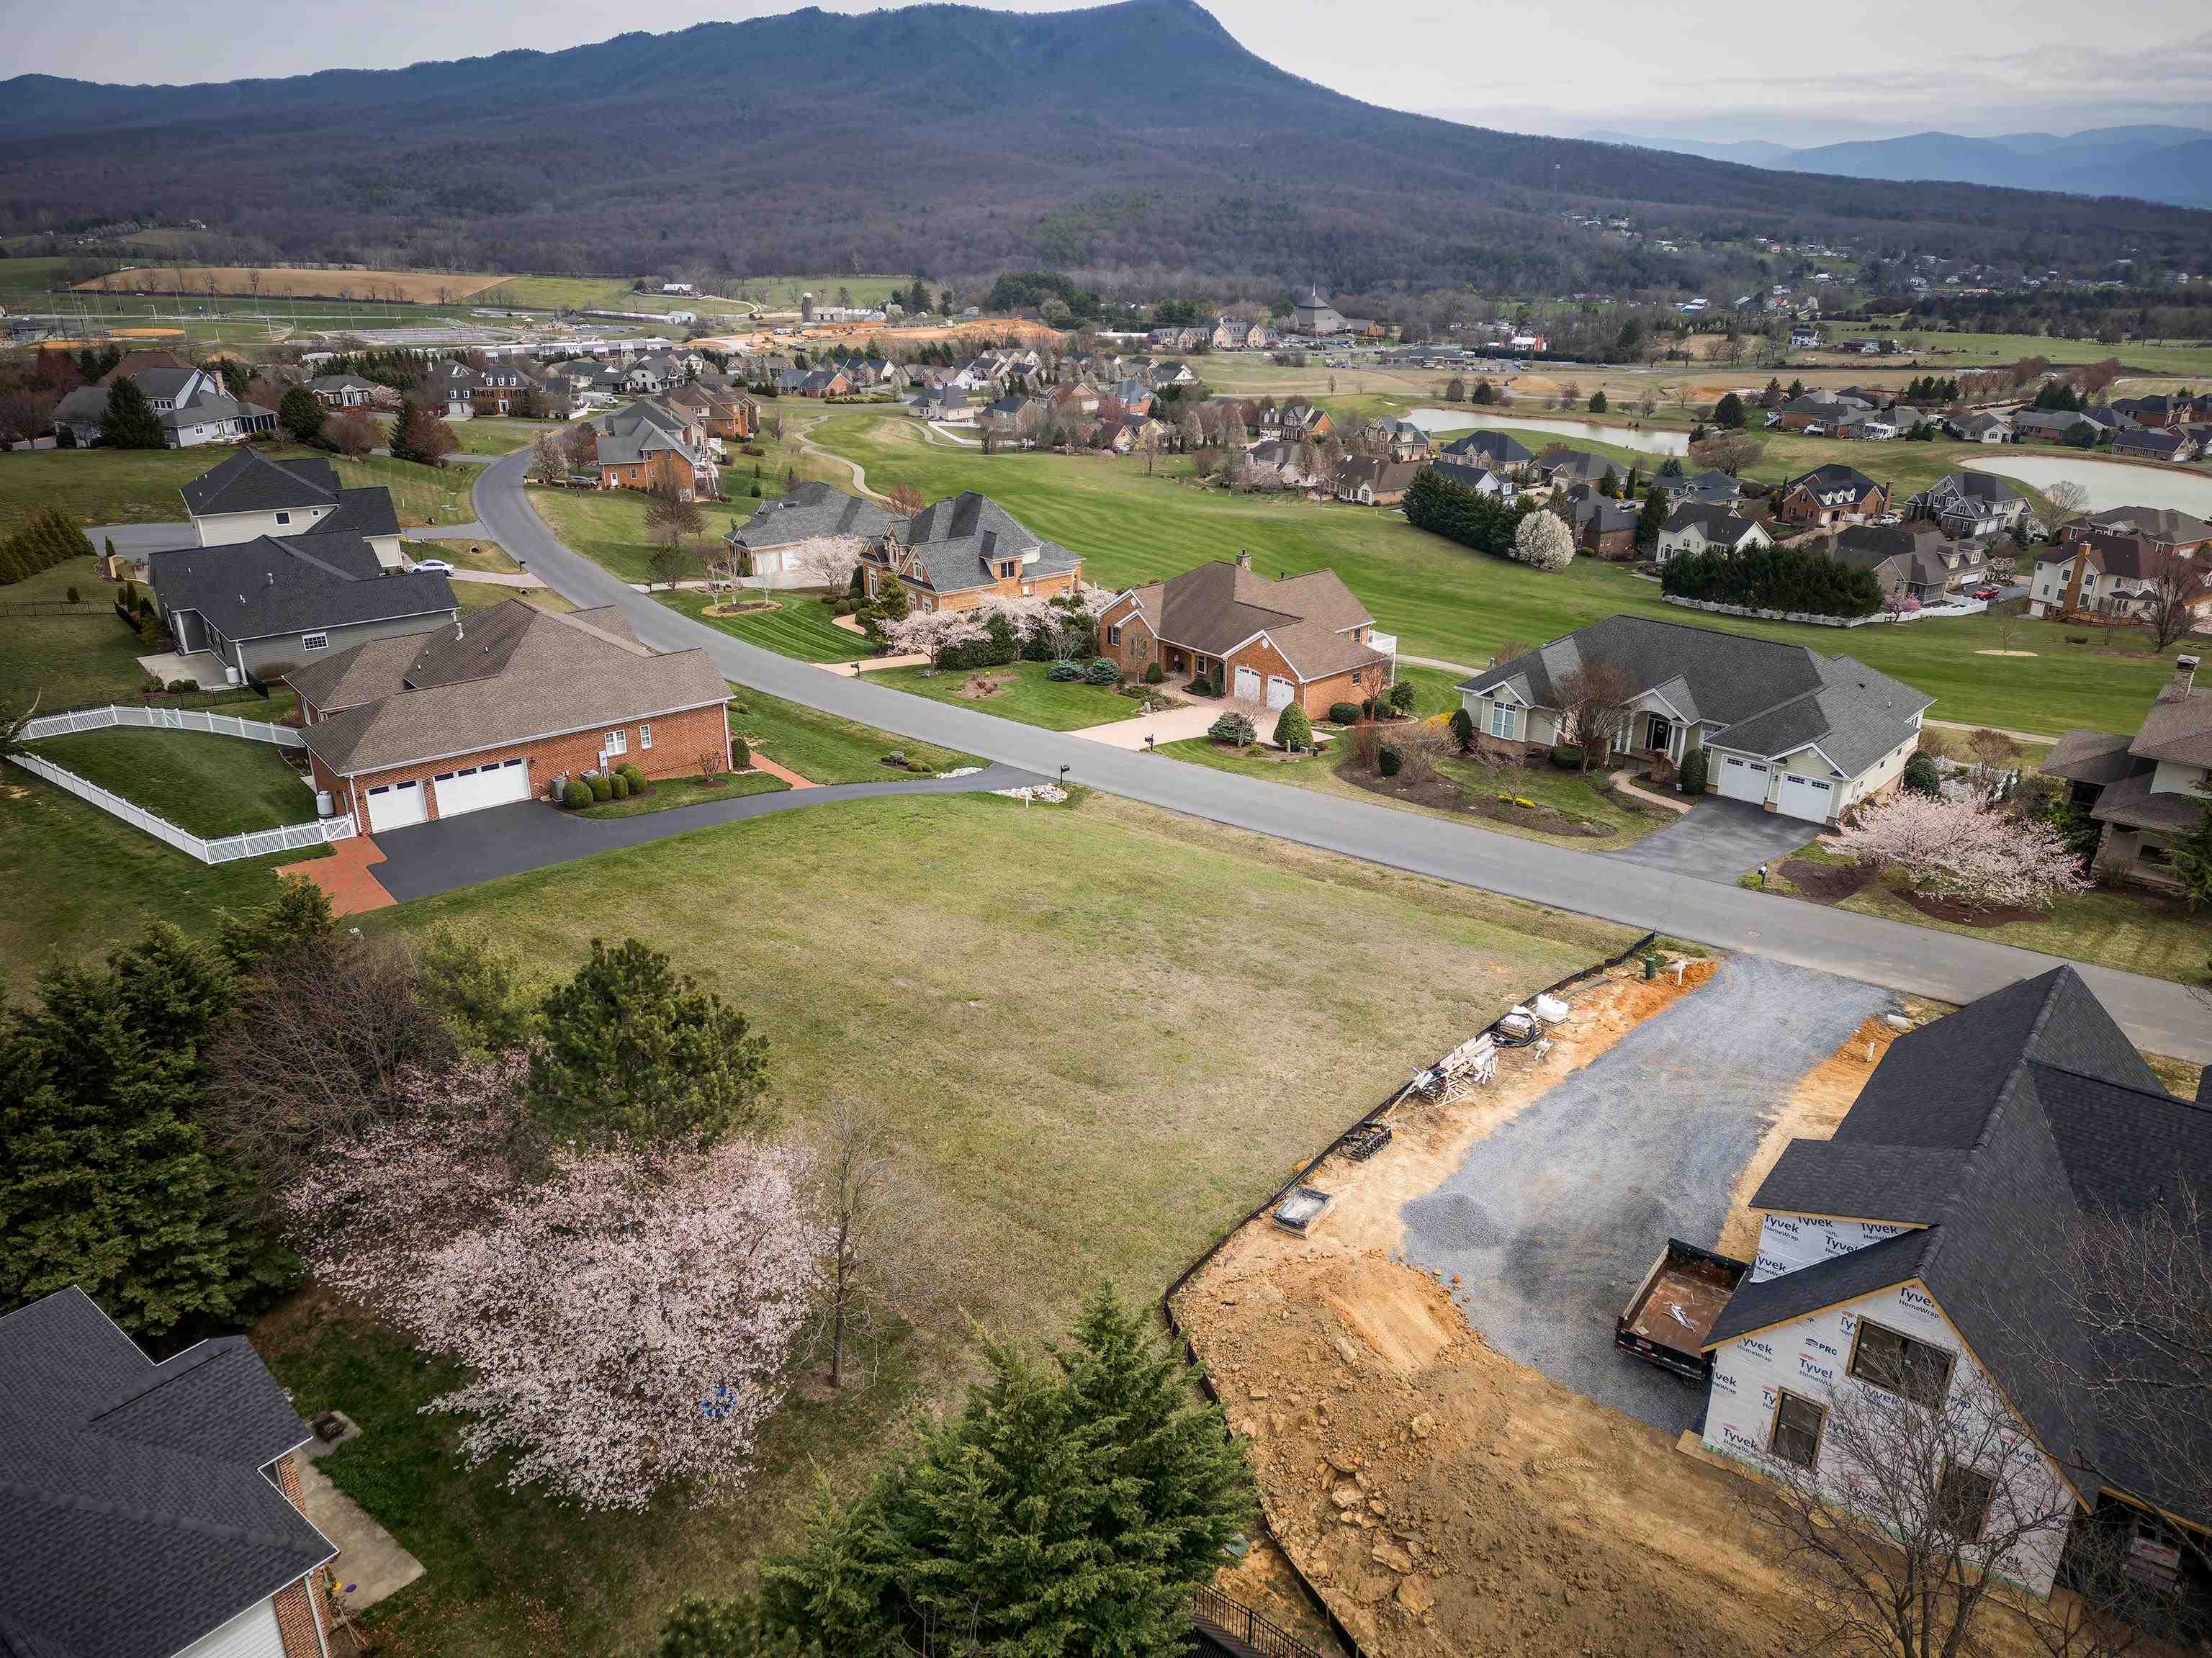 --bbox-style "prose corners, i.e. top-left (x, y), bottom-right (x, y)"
top-left (1602, 796), bottom-right (1818, 883)
top-left (1401, 956), bottom-right (1894, 1433)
